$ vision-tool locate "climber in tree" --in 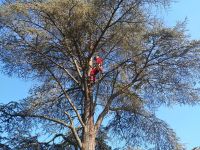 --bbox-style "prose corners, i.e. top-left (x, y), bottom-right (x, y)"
top-left (89, 67), bottom-right (100, 83)
top-left (89, 55), bottom-right (104, 83)
top-left (94, 55), bottom-right (103, 72)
